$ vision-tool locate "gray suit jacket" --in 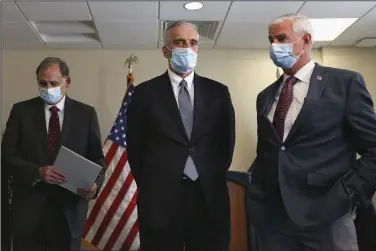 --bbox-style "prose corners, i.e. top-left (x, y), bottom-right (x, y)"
top-left (248, 63), bottom-right (376, 227)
